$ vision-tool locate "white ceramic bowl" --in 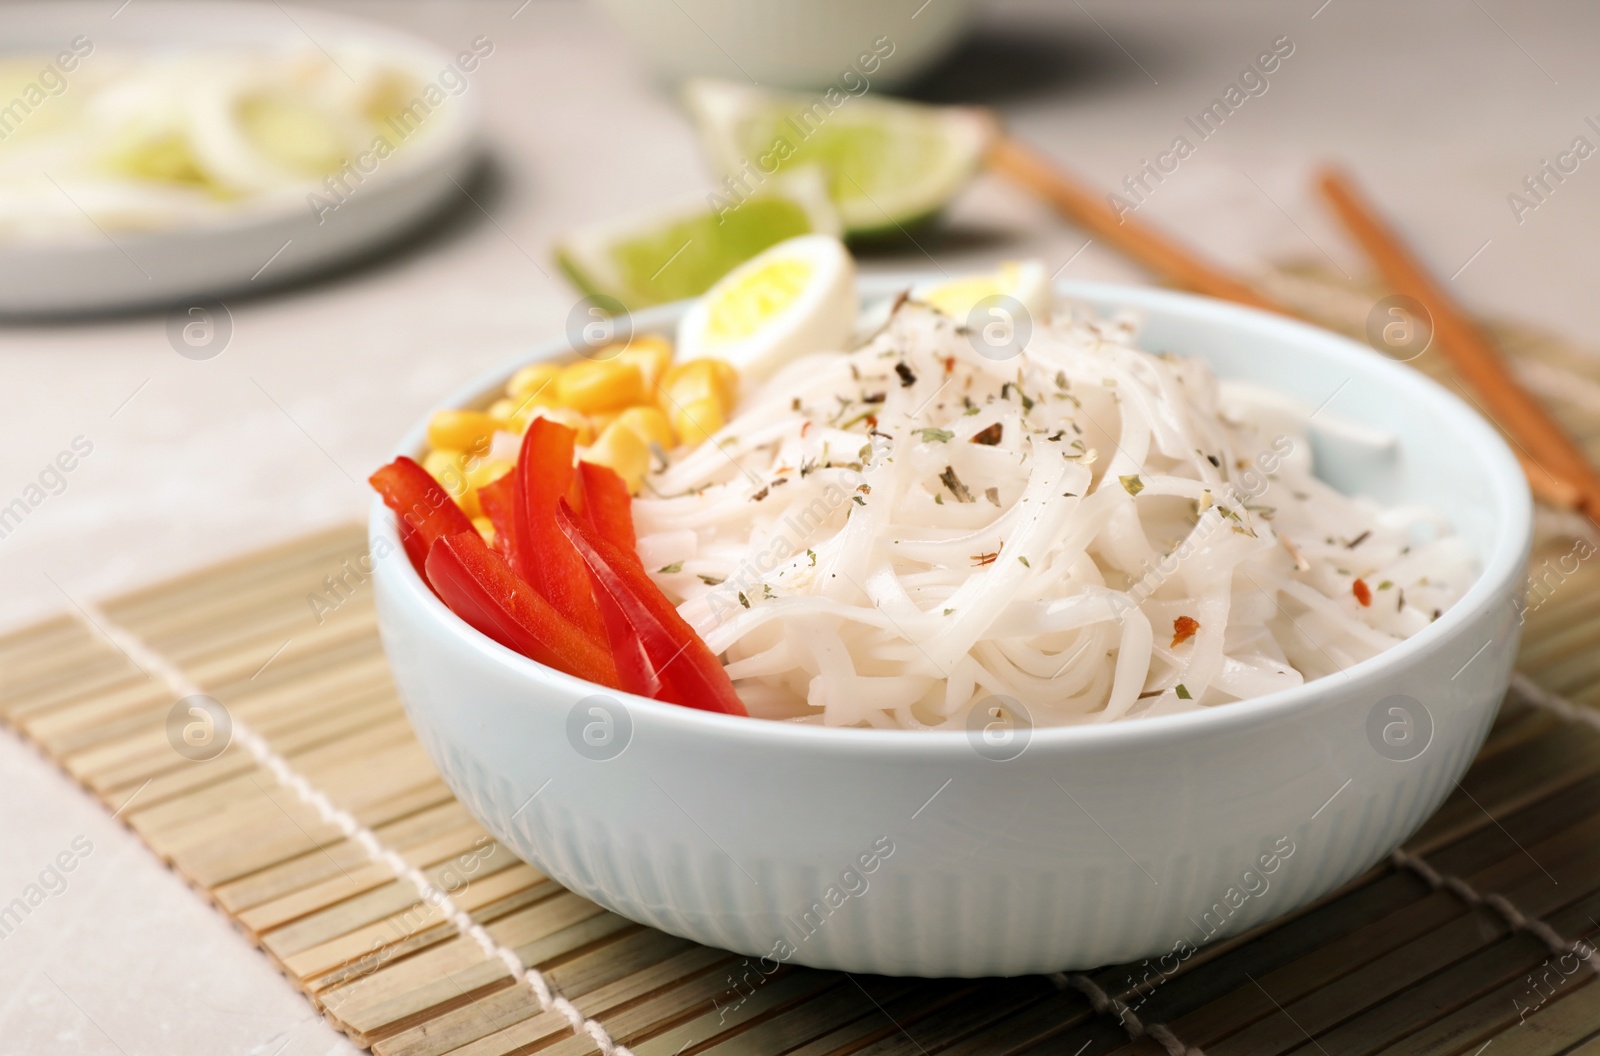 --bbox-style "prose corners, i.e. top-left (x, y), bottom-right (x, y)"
top-left (0, 3), bottom-right (481, 315)
top-left (372, 279), bottom-right (1531, 977)
top-left (588, 0), bottom-right (975, 90)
